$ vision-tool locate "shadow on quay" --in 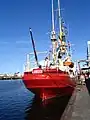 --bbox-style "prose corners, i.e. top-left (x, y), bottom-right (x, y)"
top-left (85, 78), bottom-right (90, 95)
top-left (25, 95), bottom-right (71, 120)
